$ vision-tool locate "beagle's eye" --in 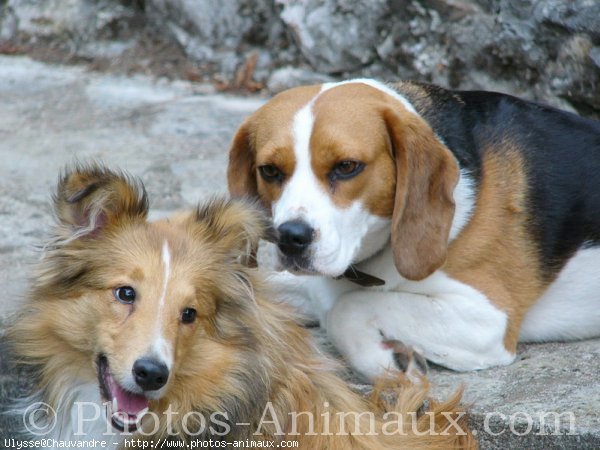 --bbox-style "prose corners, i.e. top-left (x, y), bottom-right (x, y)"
top-left (258, 164), bottom-right (284, 183)
top-left (114, 286), bottom-right (136, 304)
top-left (181, 308), bottom-right (197, 324)
top-left (330, 160), bottom-right (365, 181)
